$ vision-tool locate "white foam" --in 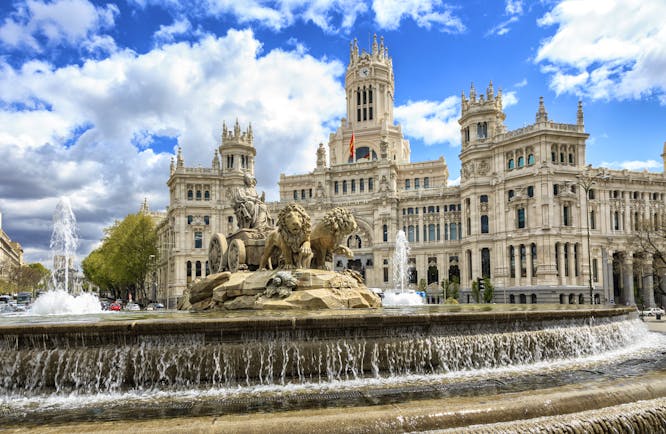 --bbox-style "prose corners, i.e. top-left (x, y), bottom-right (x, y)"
top-left (28, 290), bottom-right (102, 315)
top-left (382, 290), bottom-right (425, 306)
